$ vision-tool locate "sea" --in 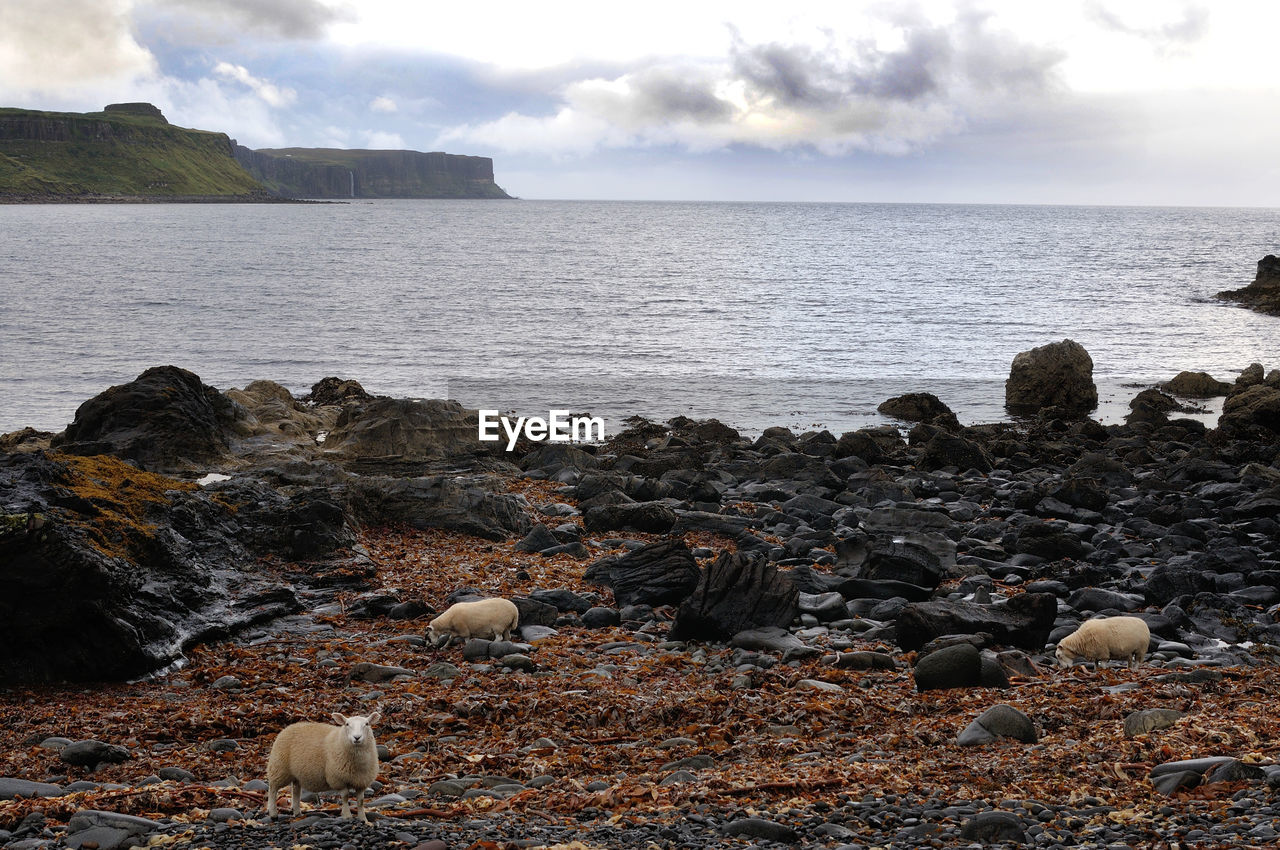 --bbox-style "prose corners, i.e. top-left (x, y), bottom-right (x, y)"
top-left (2, 200), bottom-right (1278, 437)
